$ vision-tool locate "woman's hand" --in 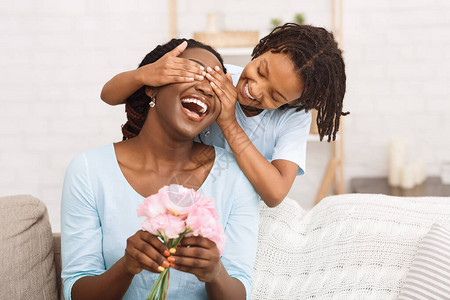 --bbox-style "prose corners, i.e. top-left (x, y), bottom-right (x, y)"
top-left (123, 230), bottom-right (171, 275)
top-left (136, 41), bottom-right (206, 87)
top-left (206, 66), bottom-right (238, 128)
top-left (171, 236), bottom-right (222, 283)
